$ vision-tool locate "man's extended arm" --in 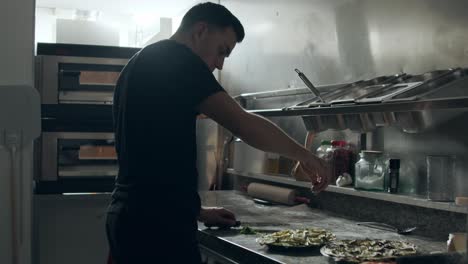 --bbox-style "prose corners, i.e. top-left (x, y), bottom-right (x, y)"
top-left (197, 91), bottom-right (329, 190)
top-left (196, 91), bottom-right (330, 227)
